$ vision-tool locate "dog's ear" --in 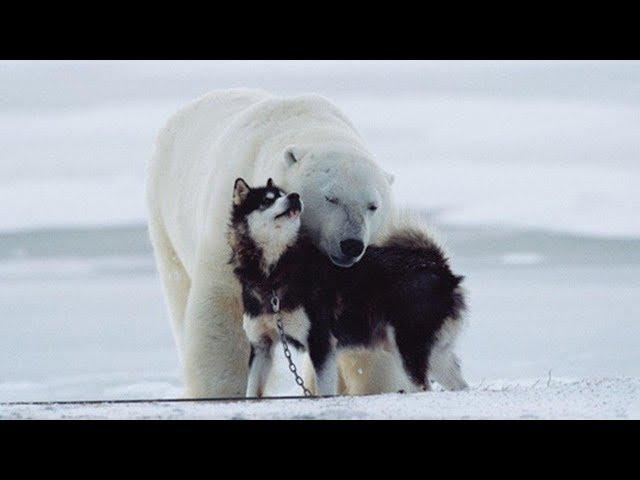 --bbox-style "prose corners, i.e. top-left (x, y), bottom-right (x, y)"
top-left (233, 178), bottom-right (251, 206)
top-left (266, 178), bottom-right (274, 188)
